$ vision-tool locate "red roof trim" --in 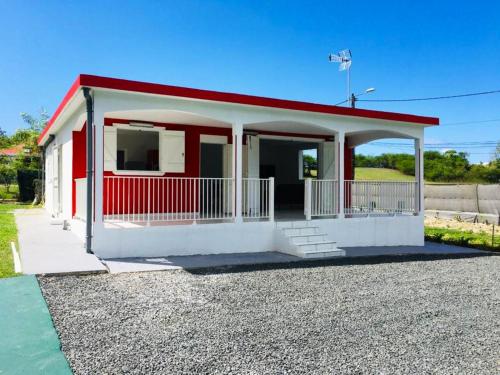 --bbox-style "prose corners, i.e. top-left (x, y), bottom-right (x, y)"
top-left (38, 74), bottom-right (439, 144)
